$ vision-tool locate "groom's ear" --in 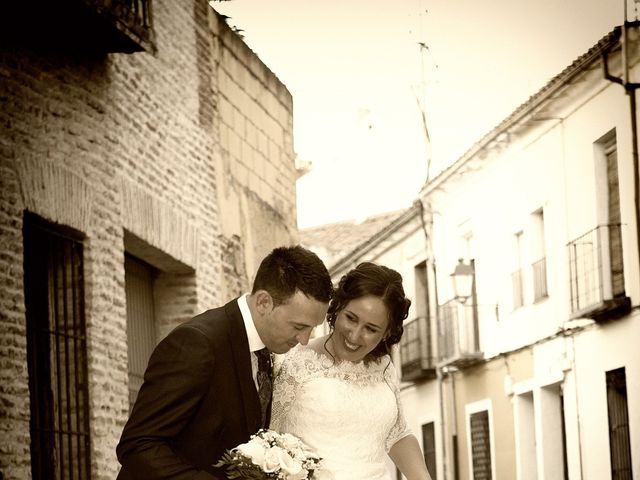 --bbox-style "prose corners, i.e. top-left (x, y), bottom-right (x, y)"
top-left (254, 290), bottom-right (274, 315)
